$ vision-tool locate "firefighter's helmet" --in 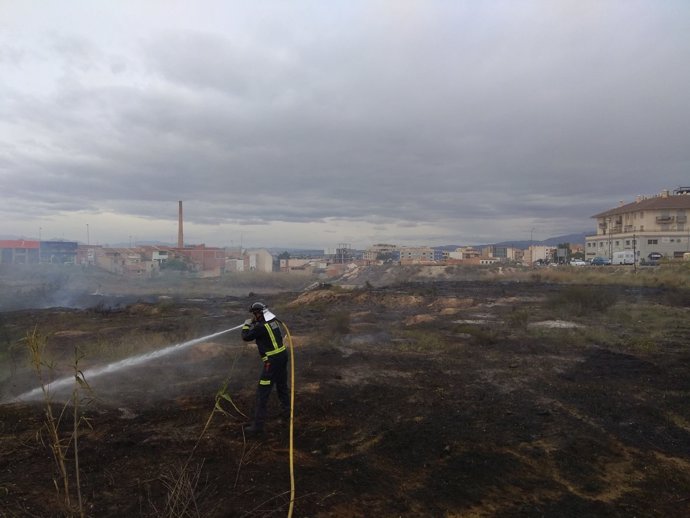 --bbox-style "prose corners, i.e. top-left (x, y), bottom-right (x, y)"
top-left (249, 302), bottom-right (267, 313)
